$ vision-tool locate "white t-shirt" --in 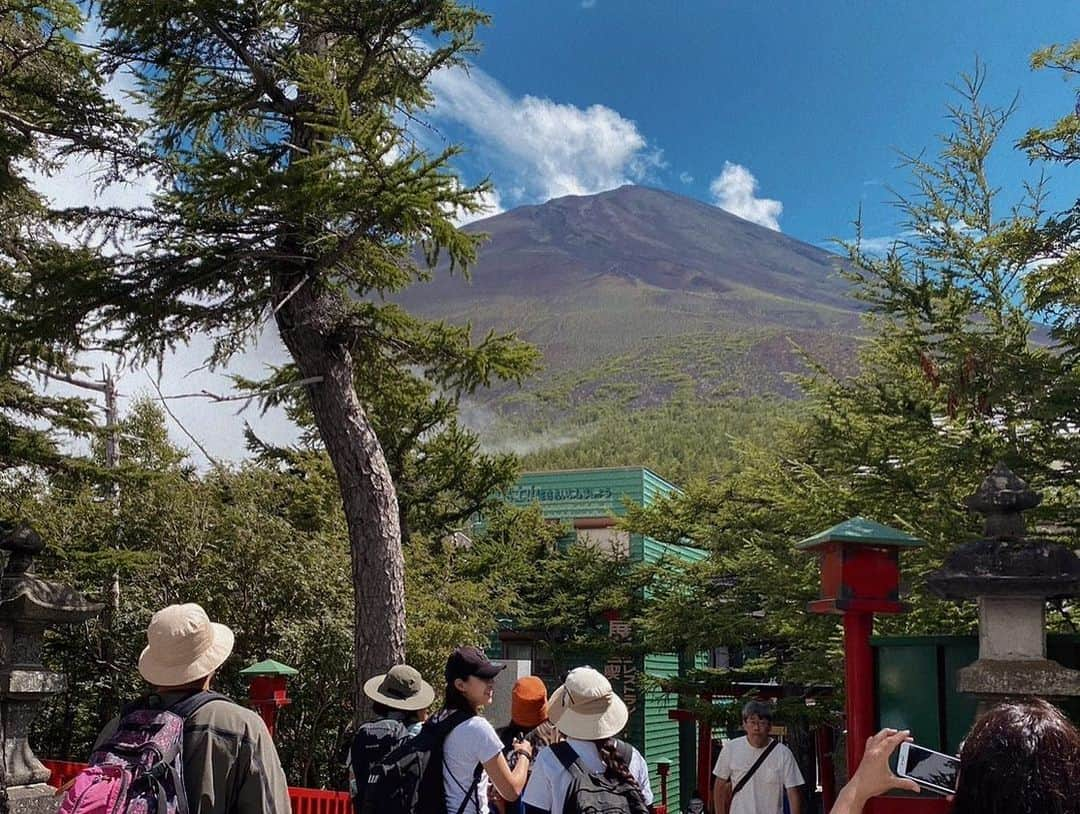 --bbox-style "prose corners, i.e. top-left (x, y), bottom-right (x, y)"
top-left (521, 738), bottom-right (654, 814)
top-left (712, 737), bottom-right (804, 814)
top-left (443, 715), bottom-right (504, 814)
